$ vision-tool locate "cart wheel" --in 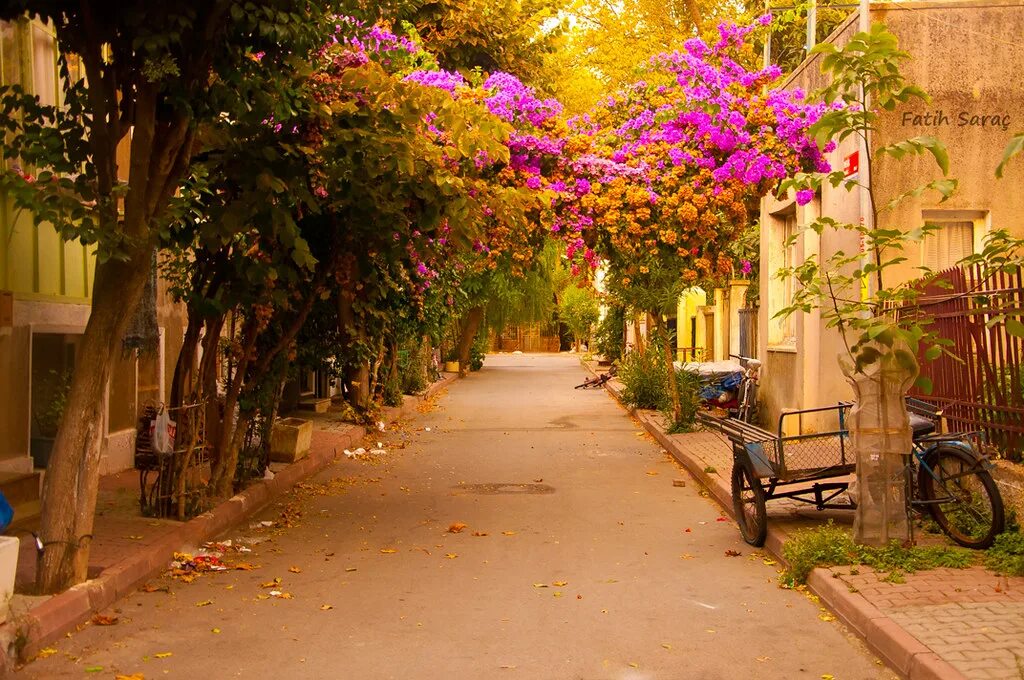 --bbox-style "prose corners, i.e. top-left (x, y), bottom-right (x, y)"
top-left (731, 458), bottom-right (767, 547)
top-left (918, 445), bottom-right (1004, 549)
